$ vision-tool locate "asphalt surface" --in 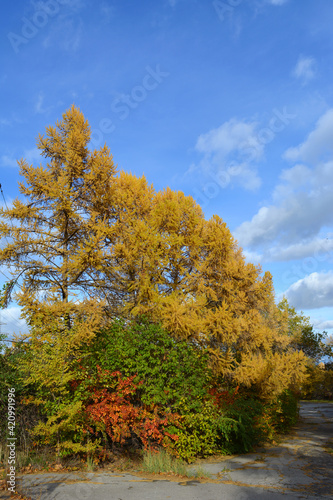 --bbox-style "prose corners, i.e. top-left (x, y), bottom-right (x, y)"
top-left (3, 401), bottom-right (333, 500)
